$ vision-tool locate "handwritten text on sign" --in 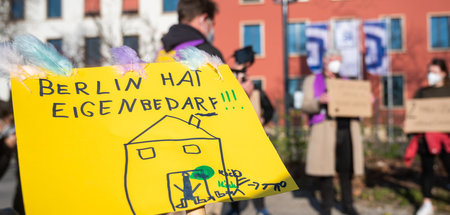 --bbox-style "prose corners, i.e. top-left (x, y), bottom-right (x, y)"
top-left (38, 70), bottom-right (219, 118)
top-left (404, 98), bottom-right (450, 133)
top-left (326, 79), bottom-right (372, 118)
